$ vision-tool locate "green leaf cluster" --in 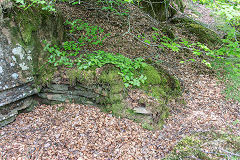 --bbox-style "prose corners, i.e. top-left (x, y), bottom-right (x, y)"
top-left (14, 0), bottom-right (56, 12)
top-left (65, 19), bottom-right (110, 46)
top-left (77, 50), bottom-right (147, 87)
top-left (44, 19), bottom-right (147, 87)
top-left (97, 0), bottom-right (129, 16)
